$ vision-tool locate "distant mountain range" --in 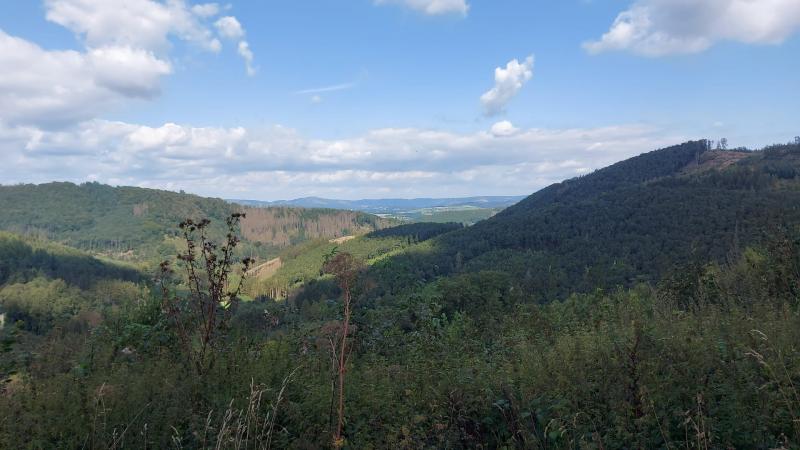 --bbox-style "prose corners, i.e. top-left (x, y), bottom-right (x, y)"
top-left (229, 196), bottom-right (526, 214)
